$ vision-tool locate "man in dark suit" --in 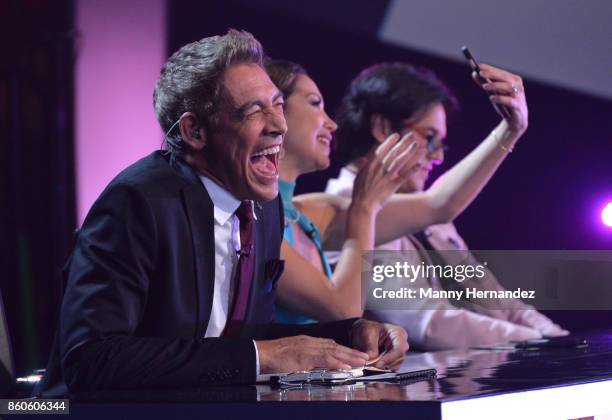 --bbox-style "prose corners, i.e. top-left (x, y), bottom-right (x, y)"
top-left (37, 30), bottom-right (408, 396)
